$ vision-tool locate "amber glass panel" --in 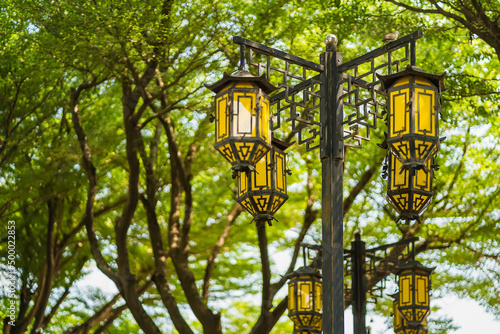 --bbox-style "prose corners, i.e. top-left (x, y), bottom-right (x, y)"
top-left (233, 94), bottom-right (254, 136)
top-left (394, 299), bottom-right (403, 332)
top-left (234, 142), bottom-right (255, 161)
top-left (415, 162), bottom-right (431, 191)
top-left (314, 282), bottom-right (322, 313)
top-left (414, 76), bottom-right (432, 86)
top-left (253, 194), bottom-right (270, 211)
top-left (393, 75), bottom-right (410, 87)
top-left (416, 275), bottom-right (429, 306)
top-left (400, 273), bottom-right (412, 306)
top-left (216, 95), bottom-right (229, 142)
top-left (392, 140), bottom-right (411, 160)
top-left (275, 151), bottom-right (286, 193)
top-left (298, 281), bottom-right (313, 311)
top-left (288, 282), bottom-right (296, 313)
top-left (415, 88), bottom-right (433, 134)
top-left (238, 171), bottom-right (247, 197)
top-left (391, 90), bottom-right (410, 136)
top-left (253, 153), bottom-right (270, 189)
top-left (260, 96), bottom-right (271, 142)
top-left (240, 198), bottom-right (255, 215)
